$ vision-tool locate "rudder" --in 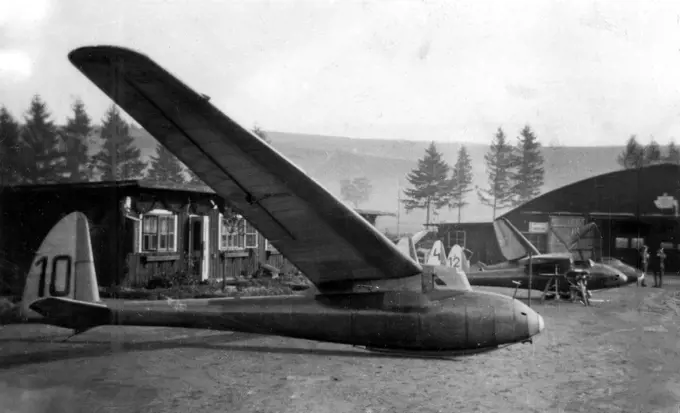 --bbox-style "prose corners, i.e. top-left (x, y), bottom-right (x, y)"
top-left (447, 244), bottom-right (463, 269)
top-left (493, 218), bottom-right (540, 261)
top-left (21, 212), bottom-right (100, 320)
top-left (425, 240), bottom-right (446, 266)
